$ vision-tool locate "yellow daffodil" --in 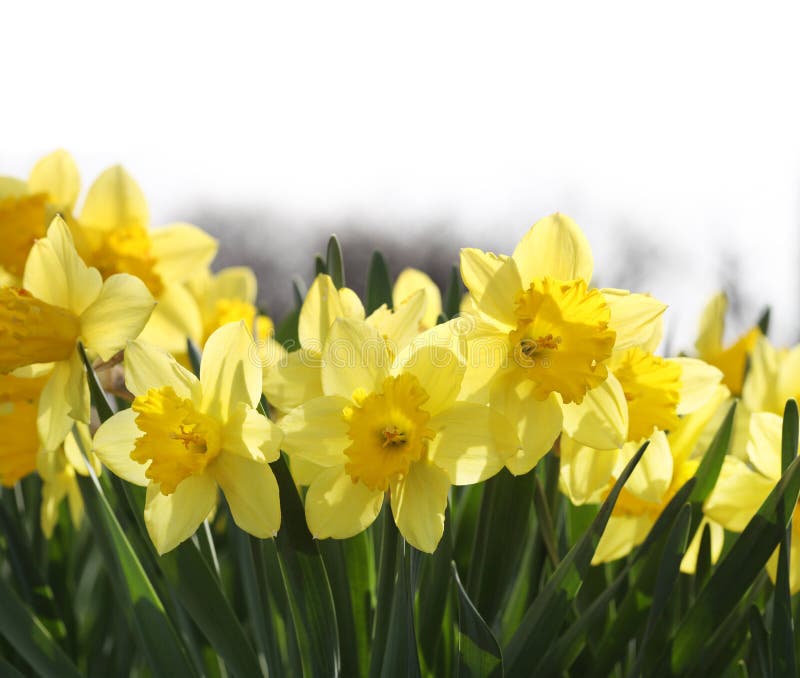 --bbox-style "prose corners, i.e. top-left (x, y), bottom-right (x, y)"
top-left (77, 165), bottom-right (218, 354)
top-left (0, 217), bottom-right (155, 450)
top-left (263, 273), bottom-right (427, 412)
top-left (591, 385), bottom-right (730, 570)
top-left (186, 266), bottom-right (275, 346)
top-left (741, 335), bottom-right (800, 417)
top-left (459, 213), bottom-right (667, 474)
top-left (704, 409), bottom-right (800, 591)
top-left (695, 292), bottom-right (760, 397)
top-left (279, 317), bottom-right (517, 553)
top-left (560, 349), bottom-right (723, 504)
top-left (0, 150), bottom-right (86, 281)
top-left (92, 322), bottom-right (283, 554)
top-left (392, 267), bottom-right (443, 330)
